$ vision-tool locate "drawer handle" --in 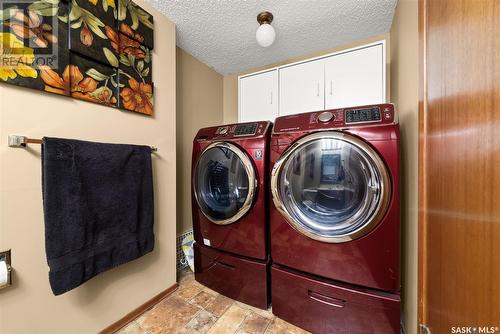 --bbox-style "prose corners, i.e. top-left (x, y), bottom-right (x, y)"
top-left (216, 261), bottom-right (235, 270)
top-left (308, 290), bottom-right (346, 308)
